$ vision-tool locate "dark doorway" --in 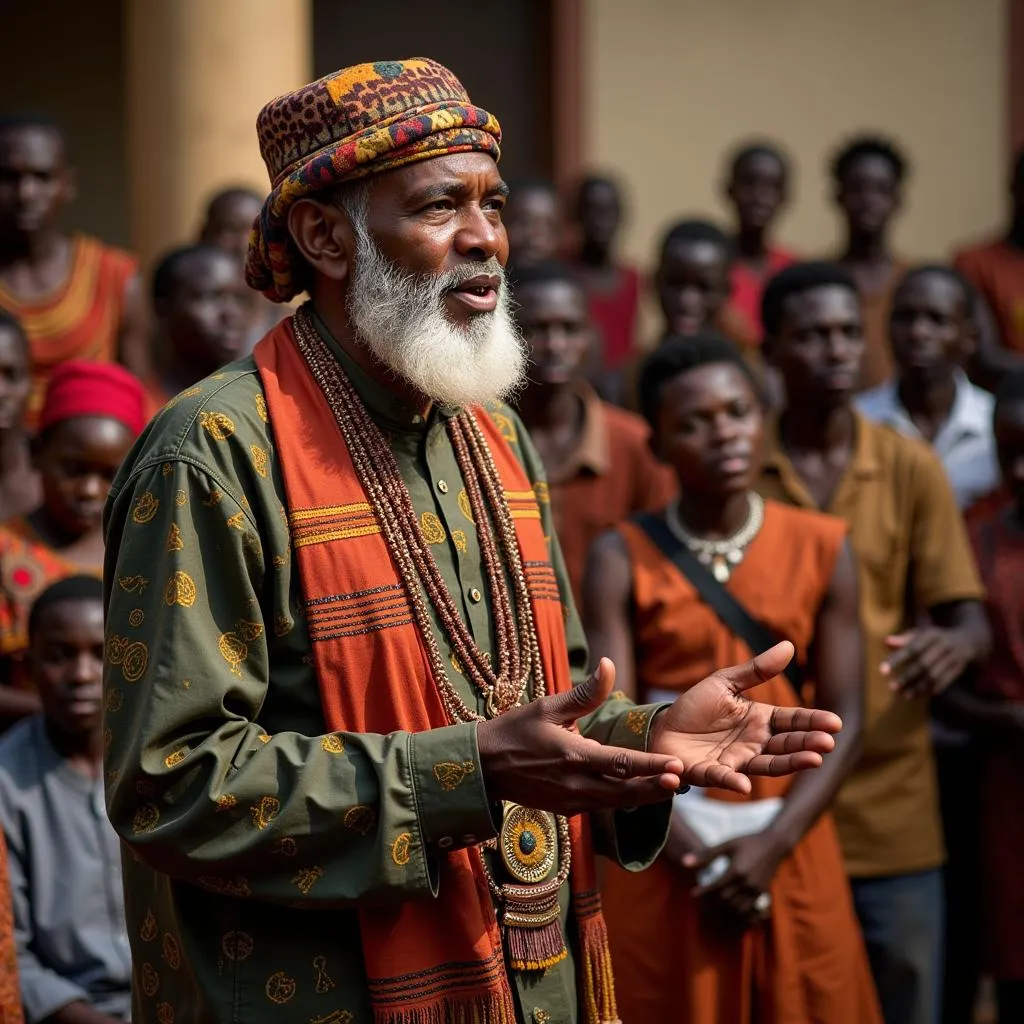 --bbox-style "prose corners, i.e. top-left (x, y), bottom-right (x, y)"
top-left (312, 0), bottom-right (555, 182)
